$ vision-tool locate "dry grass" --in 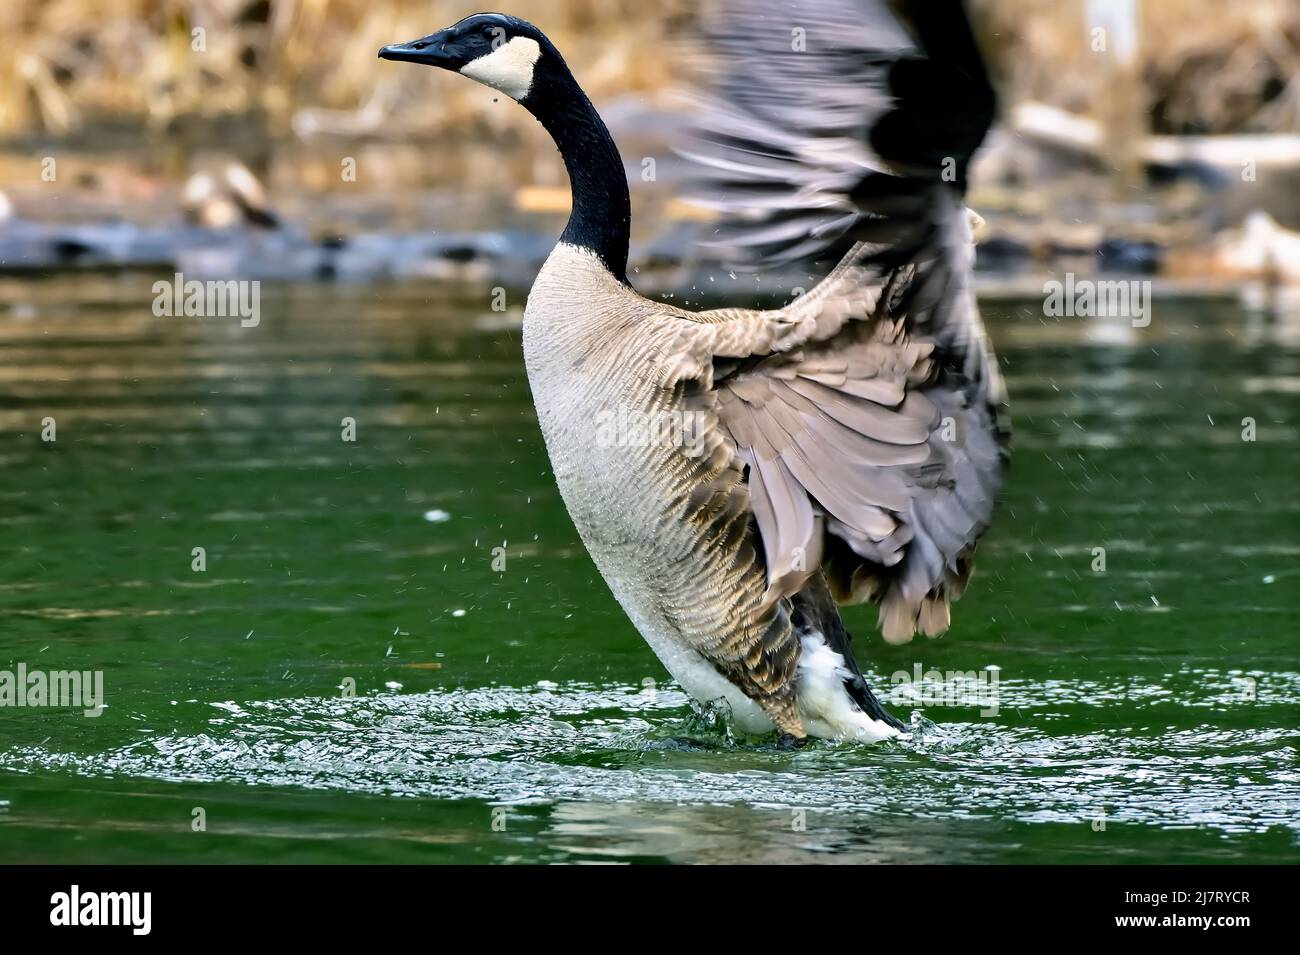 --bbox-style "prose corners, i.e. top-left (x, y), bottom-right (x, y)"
top-left (975, 0), bottom-right (1300, 133)
top-left (1, 0), bottom-right (1295, 139)
top-left (0, 0), bottom-right (694, 137)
